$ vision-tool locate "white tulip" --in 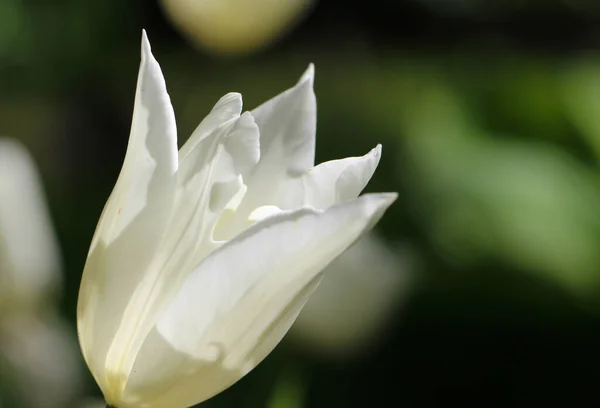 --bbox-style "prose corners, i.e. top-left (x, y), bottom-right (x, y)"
top-left (0, 138), bottom-right (62, 312)
top-left (160, 0), bottom-right (314, 55)
top-left (77, 31), bottom-right (396, 408)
